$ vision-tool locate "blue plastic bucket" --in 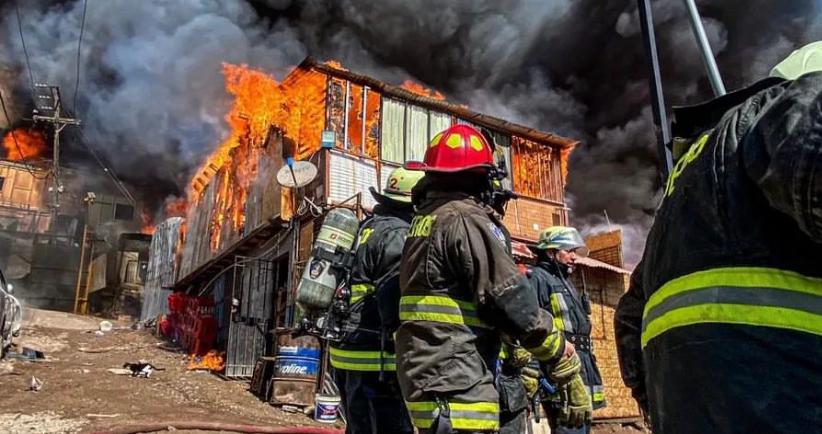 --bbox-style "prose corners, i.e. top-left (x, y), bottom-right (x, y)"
top-left (314, 394), bottom-right (341, 423)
